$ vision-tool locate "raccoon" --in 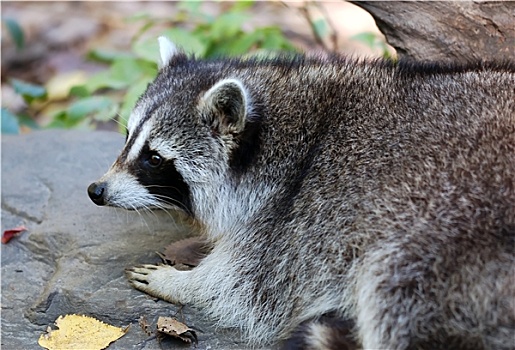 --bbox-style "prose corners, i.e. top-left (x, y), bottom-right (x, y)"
top-left (88, 37), bottom-right (515, 349)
